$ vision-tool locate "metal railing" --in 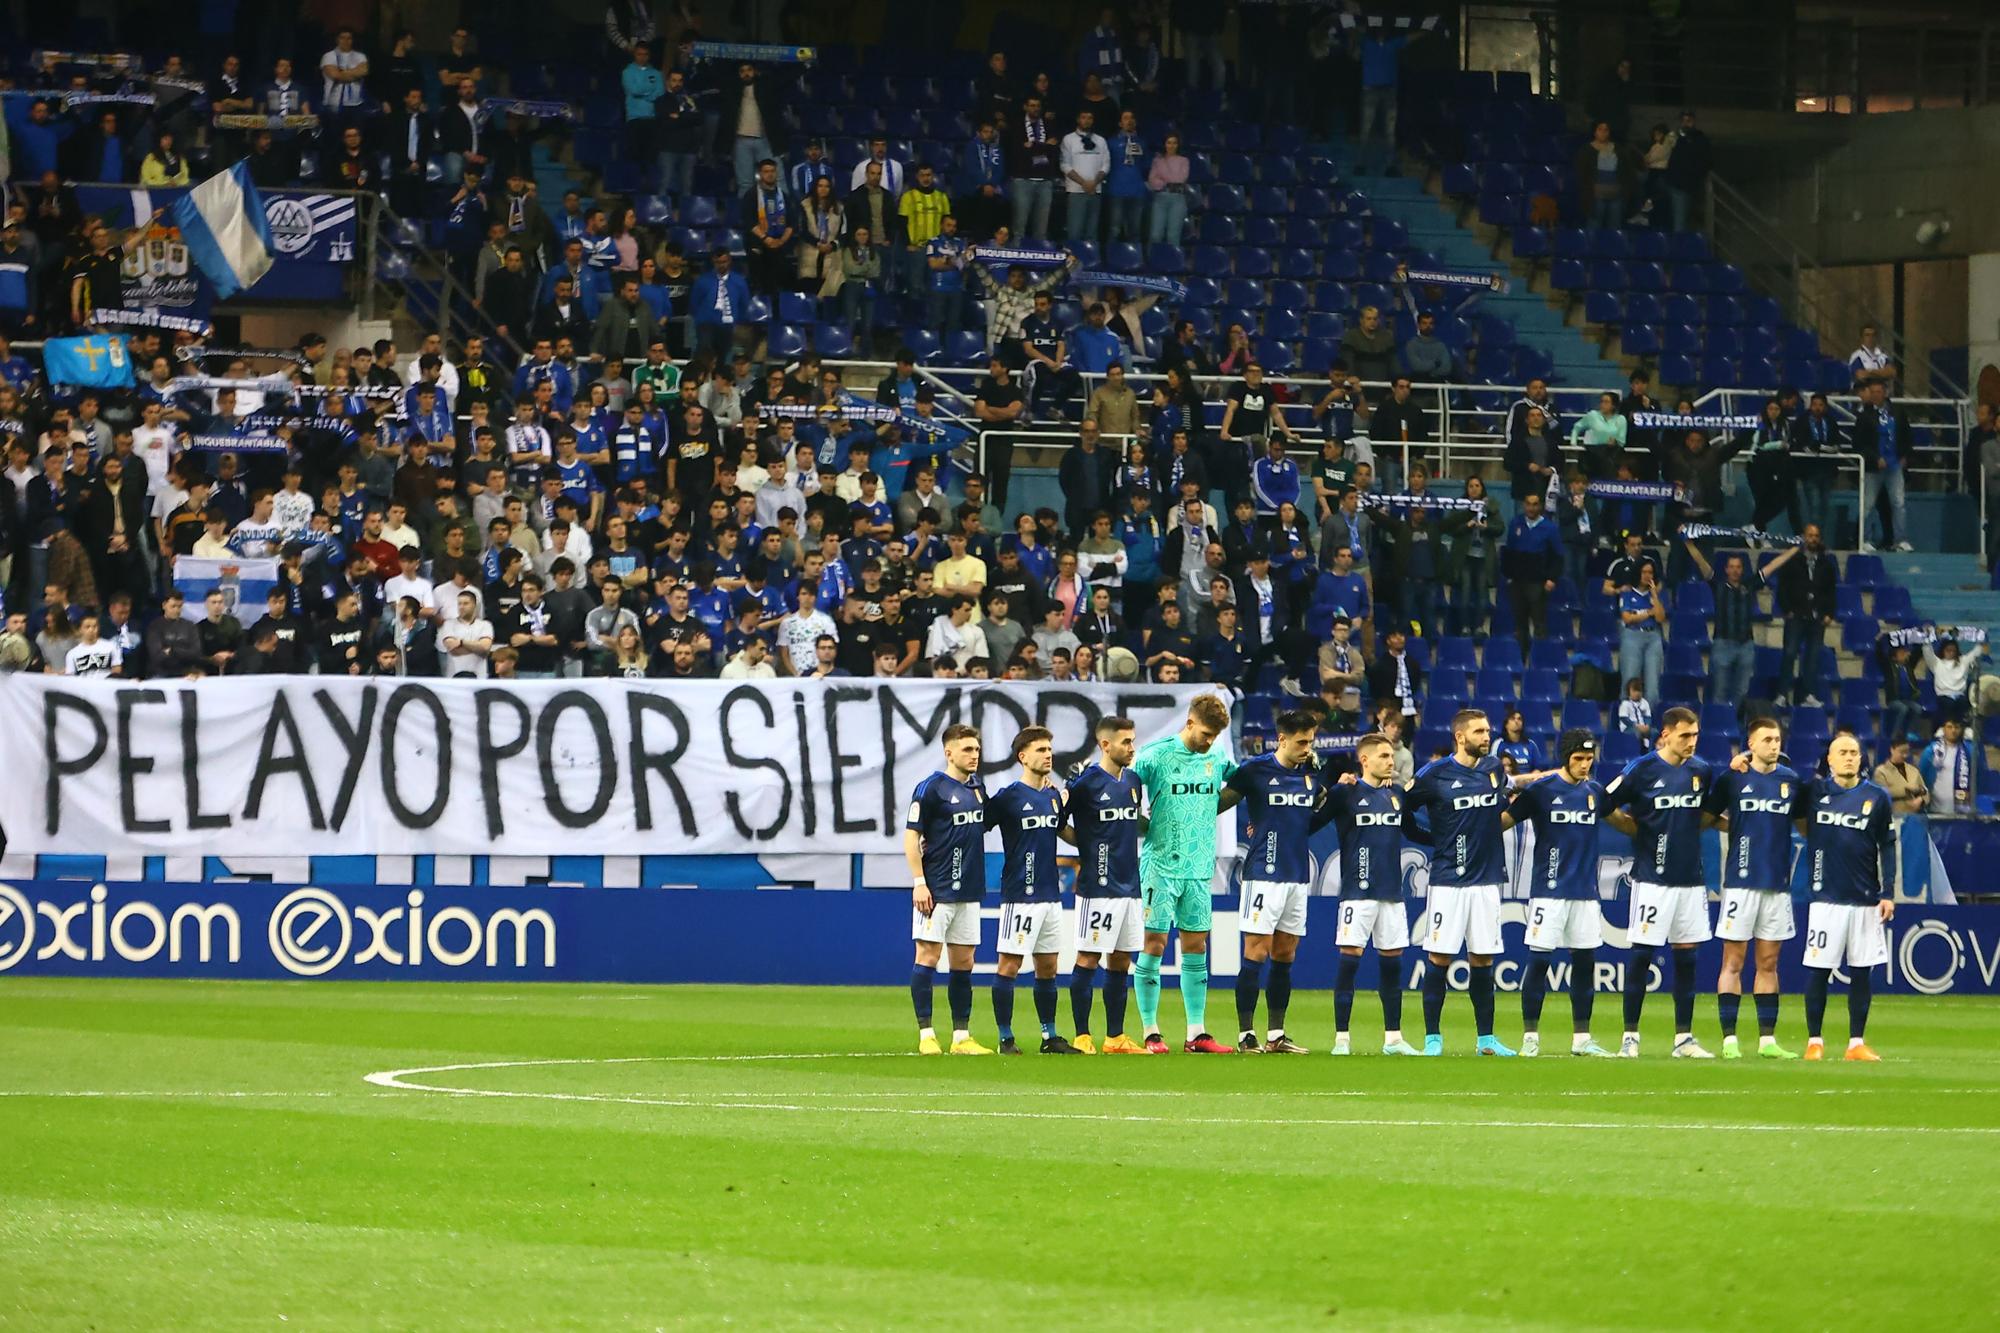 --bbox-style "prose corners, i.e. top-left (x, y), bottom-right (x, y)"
top-left (818, 359), bottom-right (1968, 488)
